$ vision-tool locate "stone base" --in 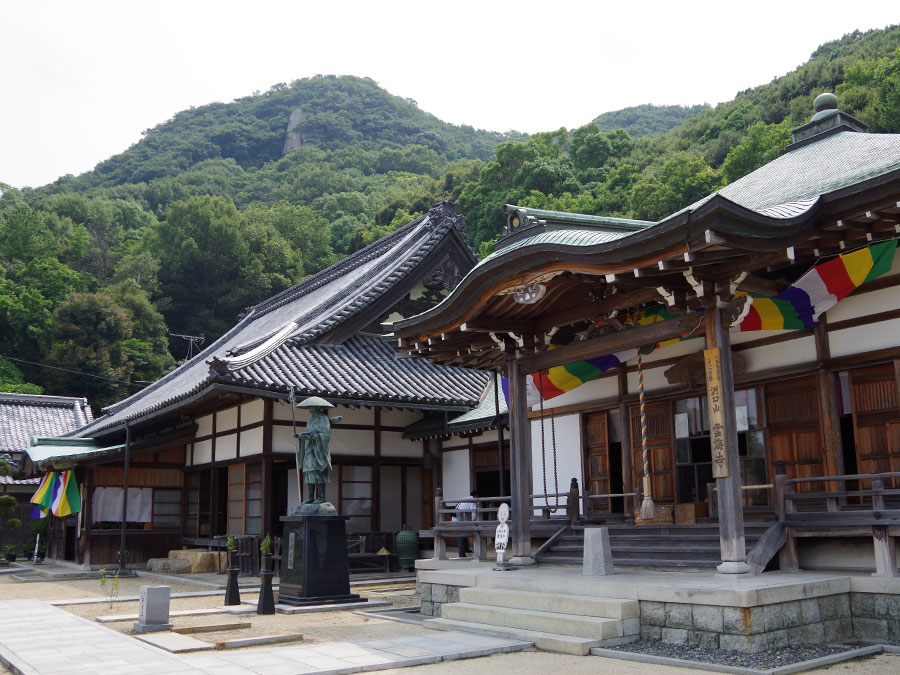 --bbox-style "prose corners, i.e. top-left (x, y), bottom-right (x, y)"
top-left (716, 561), bottom-right (752, 574)
top-left (277, 514), bottom-right (360, 607)
top-left (133, 621), bottom-right (173, 634)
